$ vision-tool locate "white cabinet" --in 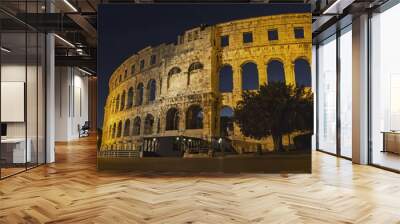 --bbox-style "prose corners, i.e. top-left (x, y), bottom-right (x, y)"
top-left (1, 138), bottom-right (32, 163)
